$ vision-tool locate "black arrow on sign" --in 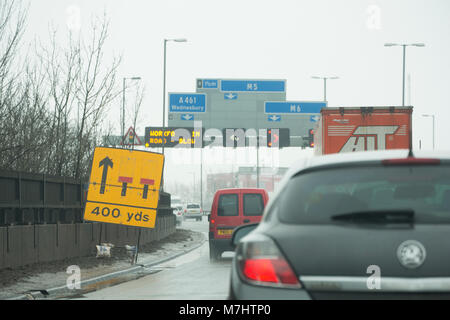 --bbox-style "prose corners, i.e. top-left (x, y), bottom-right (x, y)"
top-left (99, 156), bottom-right (113, 194)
